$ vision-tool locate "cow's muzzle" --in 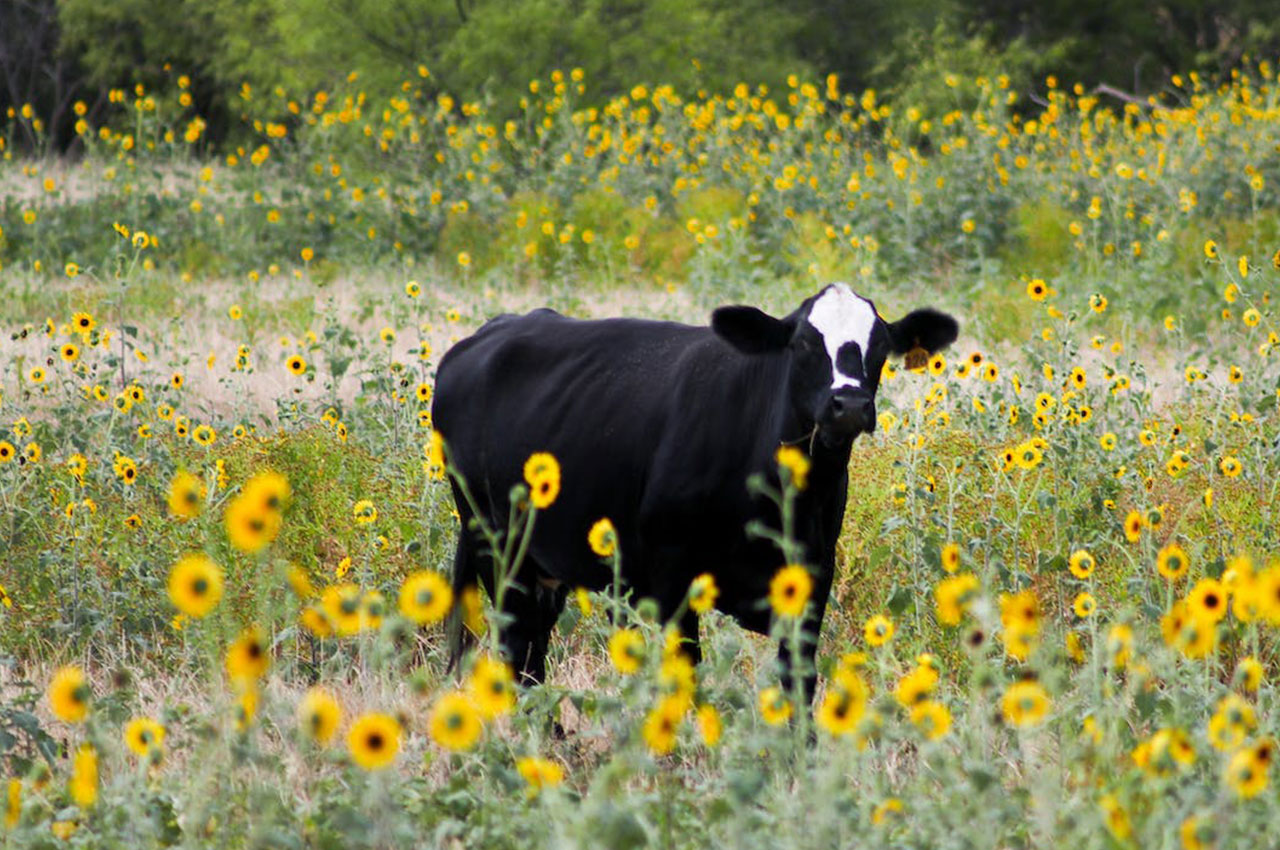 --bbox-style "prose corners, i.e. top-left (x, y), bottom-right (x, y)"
top-left (824, 389), bottom-right (875, 437)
